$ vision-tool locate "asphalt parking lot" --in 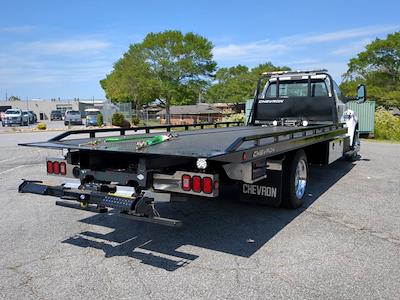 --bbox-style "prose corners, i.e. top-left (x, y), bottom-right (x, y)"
top-left (0, 131), bottom-right (399, 299)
